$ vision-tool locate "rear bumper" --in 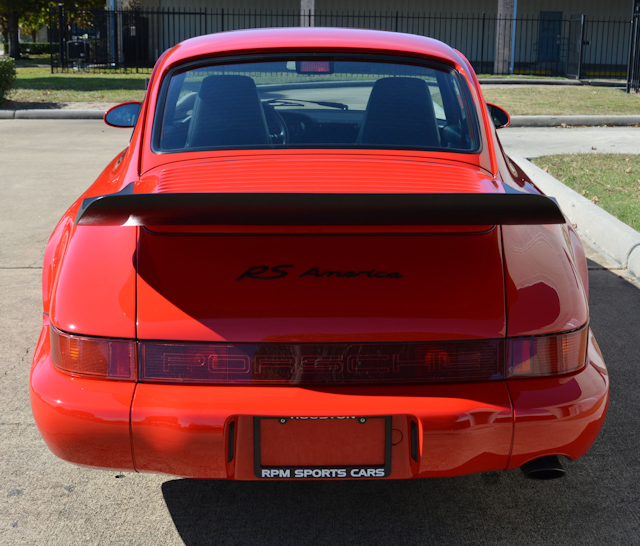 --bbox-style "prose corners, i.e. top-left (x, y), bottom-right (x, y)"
top-left (30, 324), bottom-right (609, 479)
